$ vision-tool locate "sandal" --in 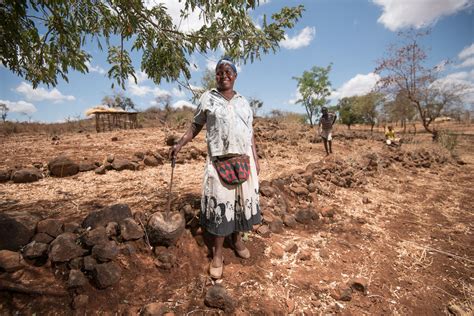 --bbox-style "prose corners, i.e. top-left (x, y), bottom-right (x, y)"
top-left (235, 246), bottom-right (250, 259)
top-left (209, 256), bottom-right (224, 279)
